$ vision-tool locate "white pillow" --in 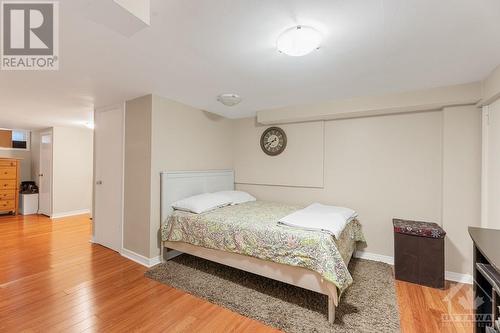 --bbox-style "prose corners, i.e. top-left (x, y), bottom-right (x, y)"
top-left (171, 193), bottom-right (232, 214)
top-left (215, 190), bottom-right (256, 205)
